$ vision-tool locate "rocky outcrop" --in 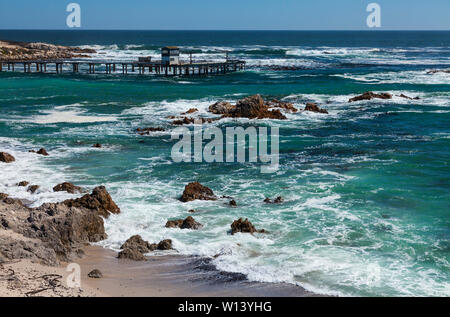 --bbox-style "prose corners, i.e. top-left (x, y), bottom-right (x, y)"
top-left (29, 148), bottom-right (49, 156)
top-left (17, 181), bottom-right (29, 187)
top-left (118, 235), bottom-right (173, 261)
top-left (136, 127), bottom-right (165, 135)
top-left (0, 152), bottom-right (15, 163)
top-left (92, 143), bottom-right (102, 148)
top-left (230, 218), bottom-right (265, 235)
top-left (224, 95), bottom-right (287, 120)
top-left (208, 95), bottom-right (288, 120)
top-left (63, 186), bottom-right (120, 218)
top-left (229, 200), bottom-right (237, 207)
top-left (182, 108), bottom-right (199, 115)
top-left (165, 216), bottom-right (203, 230)
top-left (264, 196), bottom-right (284, 204)
top-left (398, 94), bottom-right (420, 100)
top-left (427, 69), bottom-right (450, 74)
top-left (88, 269), bottom-right (103, 279)
top-left (0, 40), bottom-right (96, 62)
top-left (349, 92), bottom-right (392, 103)
top-left (172, 117), bottom-right (217, 126)
top-left (180, 182), bottom-right (217, 202)
top-left (0, 190), bottom-right (112, 265)
top-left (304, 103), bottom-right (328, 114)
top-left (53, 182), bottom-right (83, 194)
top-left (27, 185), bottom-right (40, 194)
top-left (267, 99), bottom-right (298, 113)
top-left (209, 101), bottom-right (236, 115)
